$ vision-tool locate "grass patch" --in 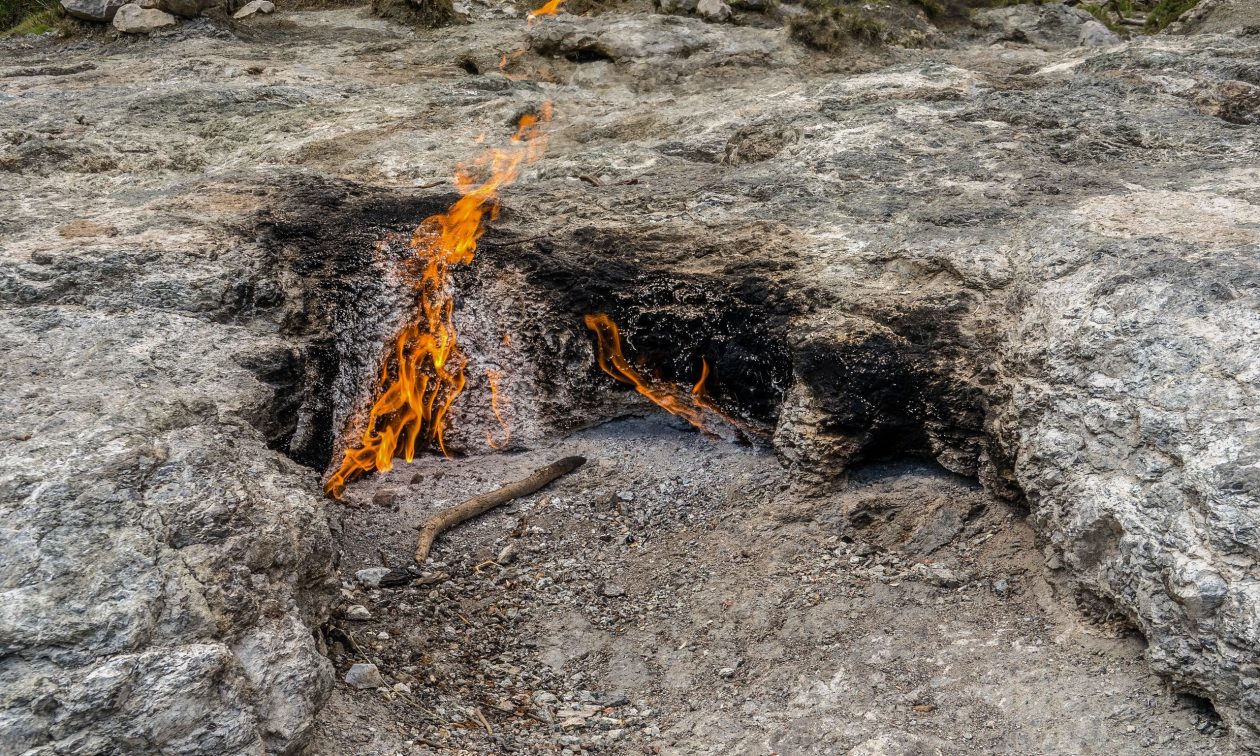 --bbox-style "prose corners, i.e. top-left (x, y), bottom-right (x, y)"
top-left (1, 0), bottom-right (61, 34)
top-left (1144, 0), bottom-right (1198, 31)
top-left (370, 0), bottom-right (454, 26)
top-left (1080, 2), bottom-right (1128, 36)
top-left (789, 4), bottom-right (887, 52)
